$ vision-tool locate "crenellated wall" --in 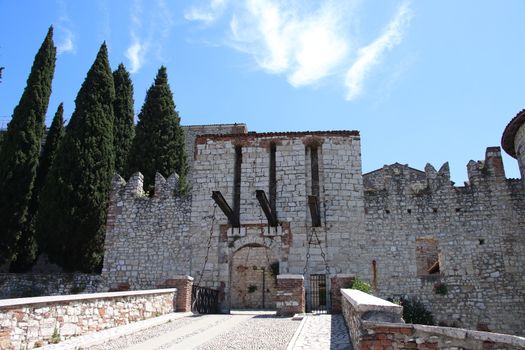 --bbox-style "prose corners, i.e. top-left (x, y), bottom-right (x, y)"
top-left (362, 147), bottom-right (525, 335)
top-left (99, 121), bottom-right (525, 336)
top-left (102, 172), bottom-right (192, 290)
